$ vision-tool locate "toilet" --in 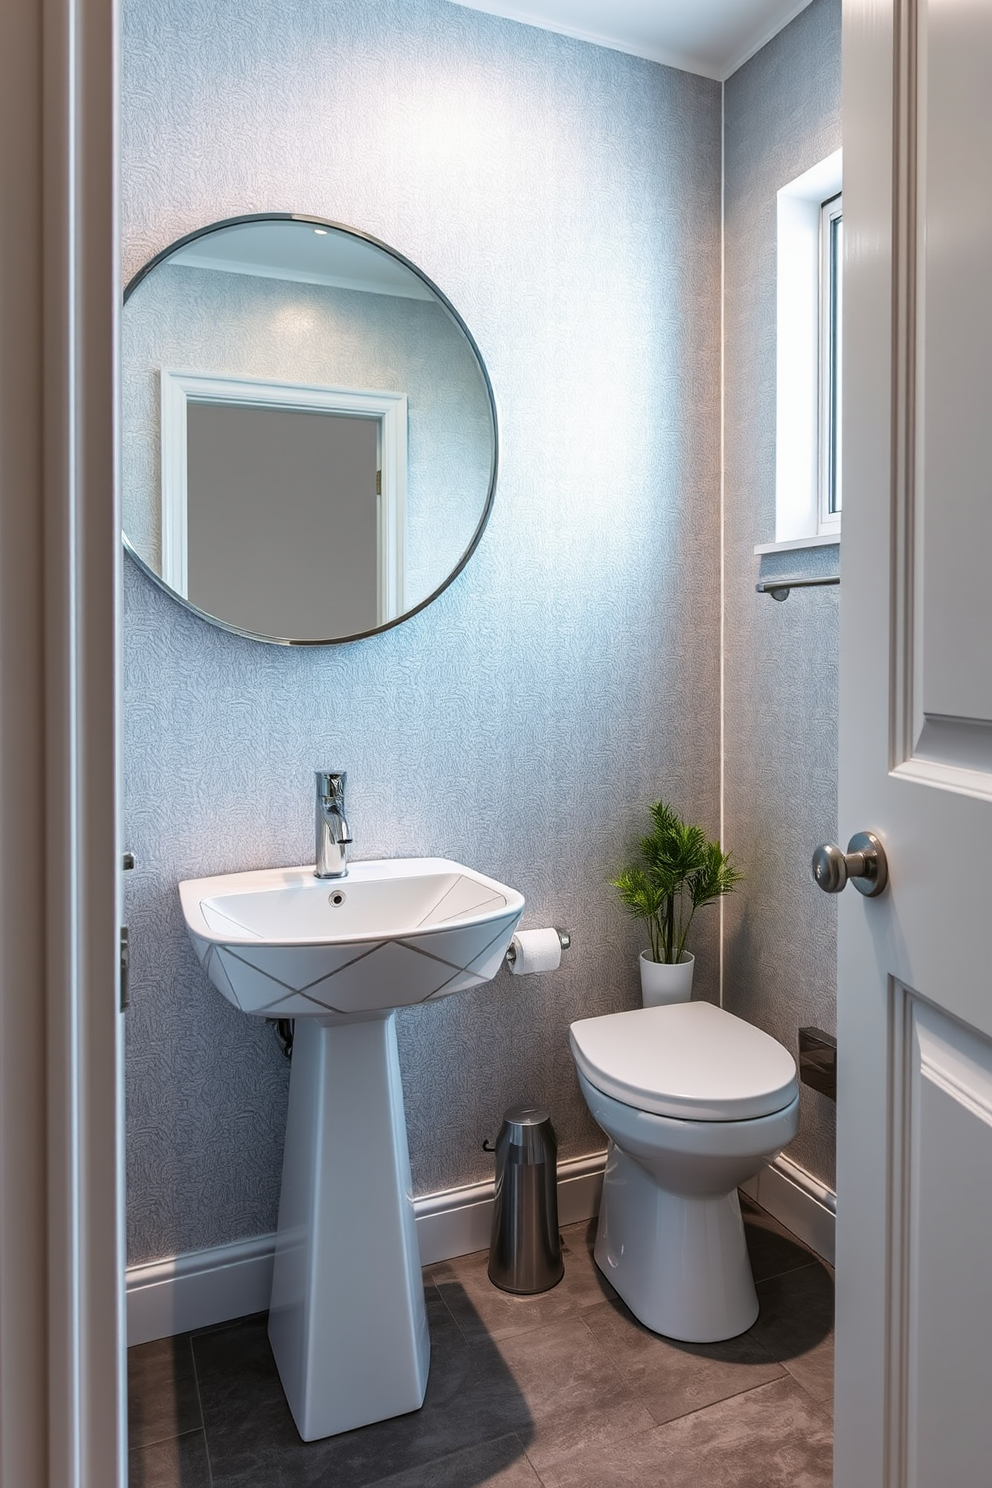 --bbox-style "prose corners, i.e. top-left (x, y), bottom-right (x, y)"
top-left (570, 998), bottom-right (799, 1343)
